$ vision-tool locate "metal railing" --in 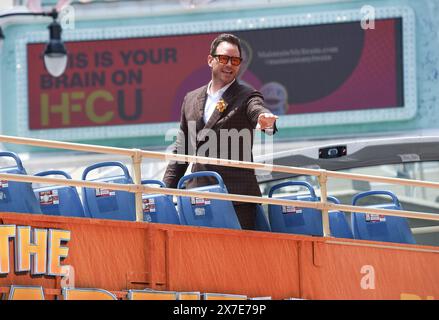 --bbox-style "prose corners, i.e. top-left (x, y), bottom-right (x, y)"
top-left (1, 134), bottom-right (439, 238)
